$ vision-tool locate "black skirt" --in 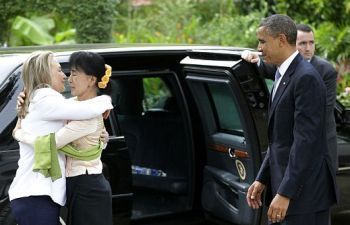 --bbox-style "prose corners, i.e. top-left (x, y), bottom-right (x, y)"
top-left (66, 173), bottom-right (112, 225)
